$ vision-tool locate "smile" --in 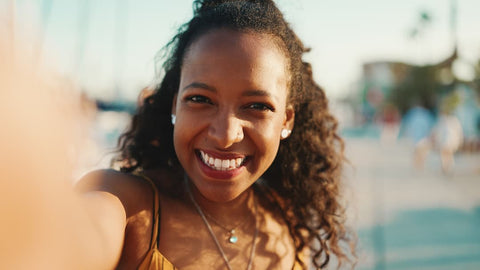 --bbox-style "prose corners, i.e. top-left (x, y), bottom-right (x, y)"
top-left (198, 150), bottom-right (246, 171)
